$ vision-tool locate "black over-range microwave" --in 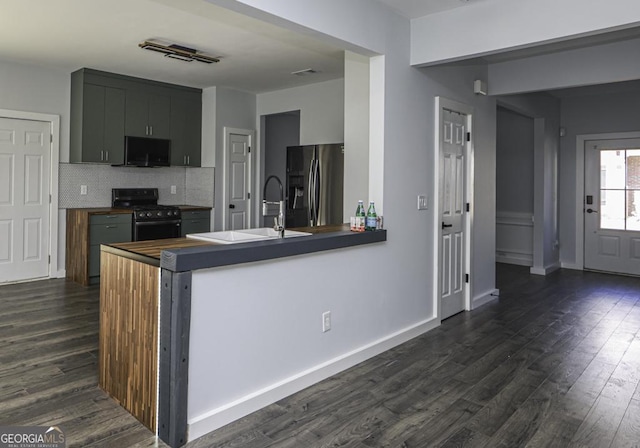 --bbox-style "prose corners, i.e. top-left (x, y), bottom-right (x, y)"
top-left (123, 136), bottom-right (171, 167)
